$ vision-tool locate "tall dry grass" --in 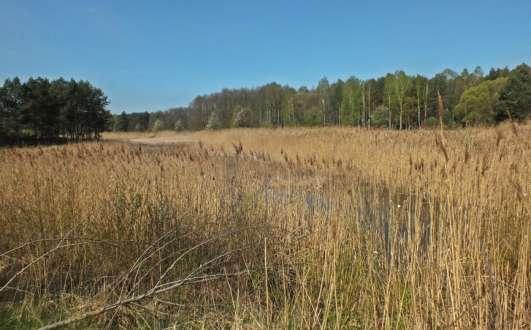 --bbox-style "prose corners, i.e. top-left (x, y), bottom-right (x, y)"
top-left (0, 124), bottom-right (529, 328)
